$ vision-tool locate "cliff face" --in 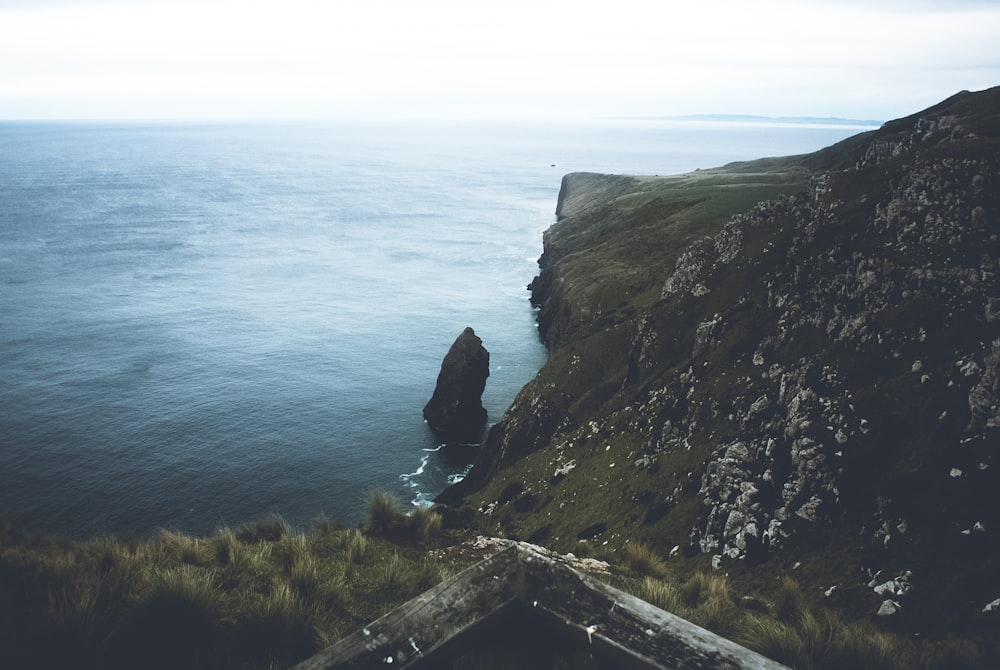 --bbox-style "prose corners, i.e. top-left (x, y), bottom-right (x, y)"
top-left (439, 87), bottom-right (1000, 637)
